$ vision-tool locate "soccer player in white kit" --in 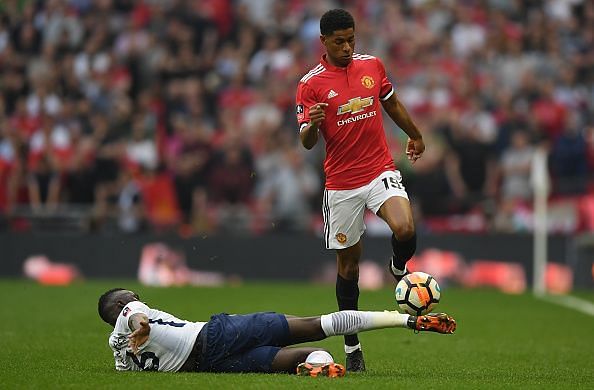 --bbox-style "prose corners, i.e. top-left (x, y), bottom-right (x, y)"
top-left (98, 288), bottom-right (456, 375)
